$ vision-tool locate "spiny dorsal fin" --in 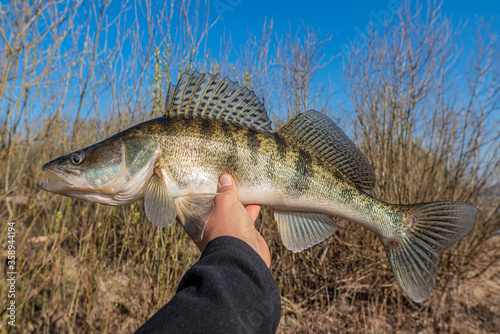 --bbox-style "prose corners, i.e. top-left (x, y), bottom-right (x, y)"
top-left (165, 71), bottom-right (273, 132)
top-left (278, 110), bottom-right (376, 190)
